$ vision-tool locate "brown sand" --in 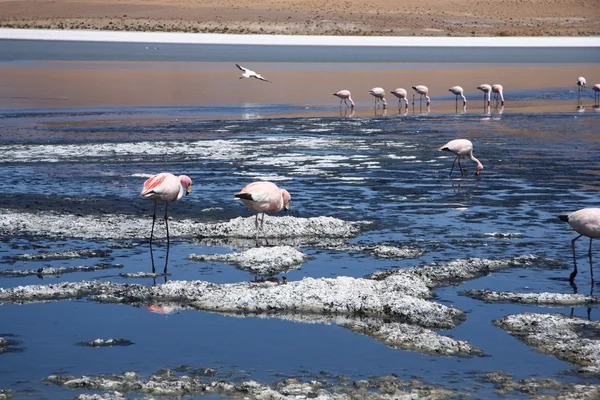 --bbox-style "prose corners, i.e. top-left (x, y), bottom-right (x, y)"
top-left (0, 0), bottom-right (599, 37)
top-left (1, 61), bottom-right (597, 119)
